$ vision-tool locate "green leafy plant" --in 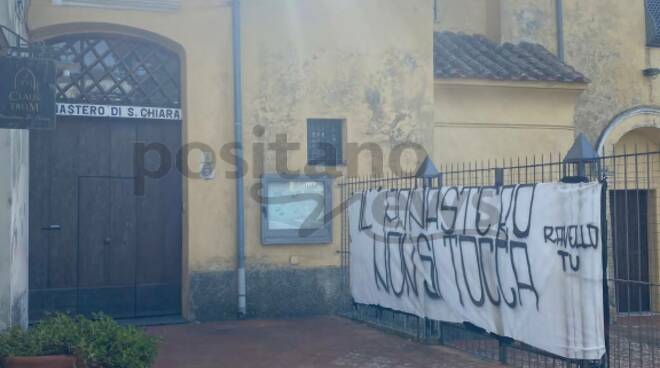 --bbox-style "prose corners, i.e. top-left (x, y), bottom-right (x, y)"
top-left (0, 314), bottom-right (159, 368)
top-left (0, 314), bottom-right (78, 358)
top-left (75, 315), bottom-right (159, 368)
